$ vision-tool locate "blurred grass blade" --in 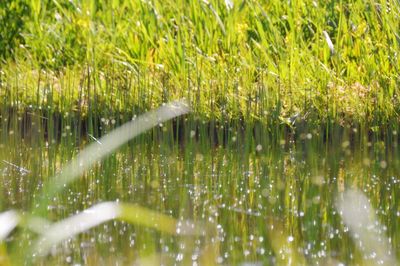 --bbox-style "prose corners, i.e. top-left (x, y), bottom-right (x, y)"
top-left (0, 210), bottom-right (19, 241)
top-left (35, 100), bottom-right (190, 213)
top-left (34, 201), bottom-right (200, 257)
top-left (119, 203), bottom-right (177, 234)
top-left (336, 189), bottom-right (397, 265)
top-left (224, 0), bottom-right (233, 11)
top-left (20, 215), bottom-right (52, 235)
top-left (207, 3), bottom-right (226, 34)
top-left (34, 202), bottom-right (118, 256)
top-left (133, 253), bottom-right (173, 266)
top-left (0, 211), bottom-right (51, 241)
top-left (323, 30), bottom-right (335, 55)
